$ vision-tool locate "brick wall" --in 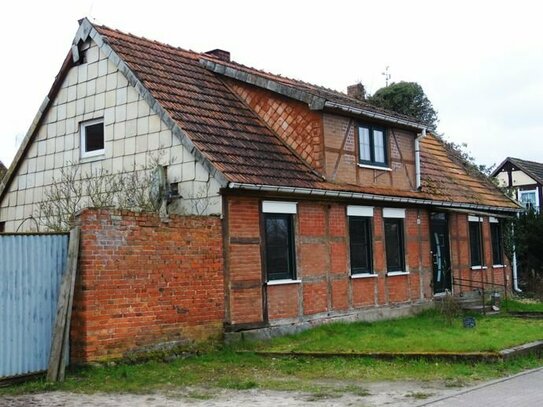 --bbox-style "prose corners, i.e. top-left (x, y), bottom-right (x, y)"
top-left (224, 196), bottom-right (432, 328)
top-left (71, 209), bottom-right (224, 362)
top-left (449, 213), bottom-right (510, 293)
